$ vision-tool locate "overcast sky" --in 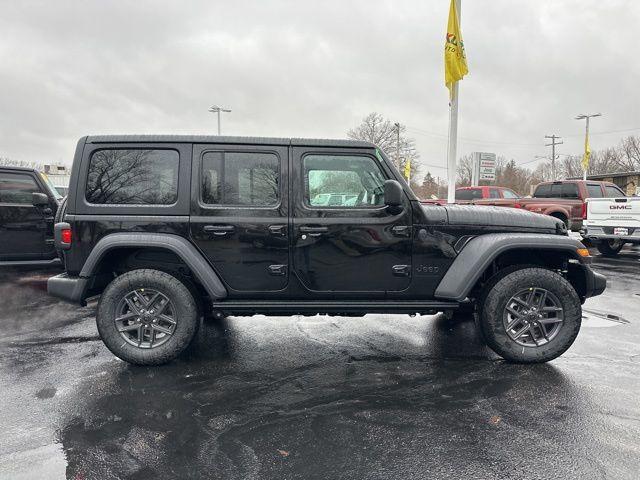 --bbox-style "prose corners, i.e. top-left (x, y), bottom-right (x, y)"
top-left (1, 0), bottom-right (639, 178)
